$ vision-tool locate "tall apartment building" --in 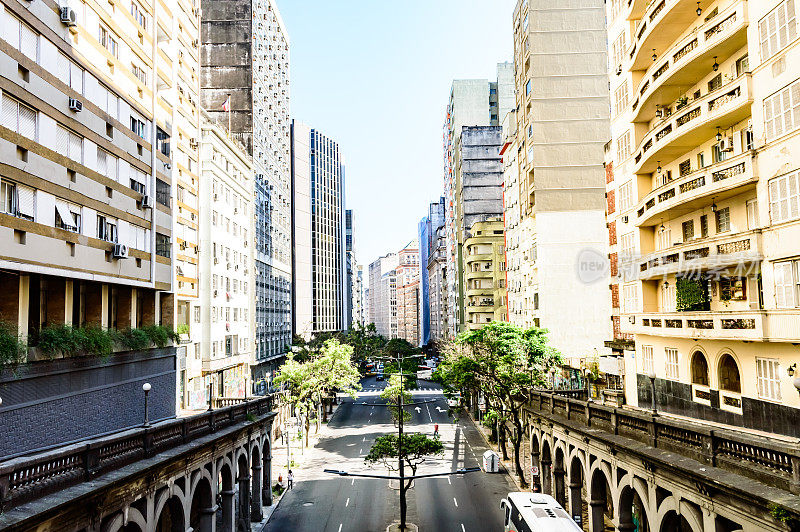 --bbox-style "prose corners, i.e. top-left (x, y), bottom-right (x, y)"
top-left (201, 0), bottom-right (291, 384)
top-left (363, 286), bottom-right (370, 327)
top-left (368, 253), bottom-right (399, 338)
top-left (290, 121), bottom-right (347, 338)
top-left (606, 0), bottom-right (800, 435)
top-left (345, 209), bottom-right (358, 328)
top-left (420, 197), bottom-right (446, 345)
top-left (354, 265), bottom-right (364, 326)
top-left (506, 0), bottom-right (611, 357)
top-left (396, 240), bottom-right (420, 345)
top-left (443, 65), bottom-right (514, 337)
top-left (181, 112), bottom-right (254, 407)
top-left (0, 0), bottom-right (177, 448)
top-left (464, 217), bottom-right (507, 329)
top-left (428, 222), bottom-right (449, 343)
